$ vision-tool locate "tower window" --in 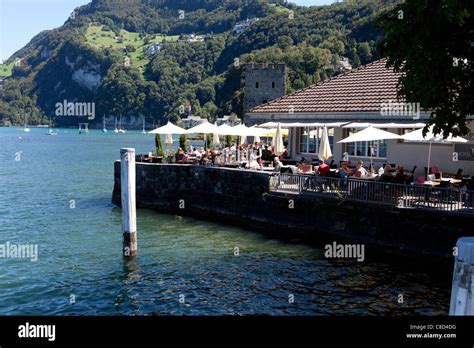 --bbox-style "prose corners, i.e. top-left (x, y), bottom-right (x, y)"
top-left (272, 82), bottom-right (275, 88)
top-left (255, 82), bottom-right (259, 89)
